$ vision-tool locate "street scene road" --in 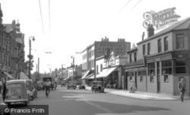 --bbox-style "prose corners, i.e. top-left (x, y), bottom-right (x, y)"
top-left (1, 1), bottom-right (190, 115)
top-left (26, 86), bottom-right (189, 115)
